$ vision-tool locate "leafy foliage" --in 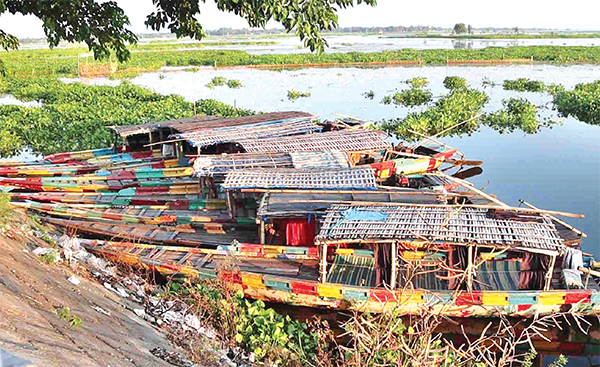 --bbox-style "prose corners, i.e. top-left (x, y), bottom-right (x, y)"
top-left (382, 87), bottom-right (433, 107)
top-left (482, 97), bottom-right (553, 134)
top-left (39, 250), bottom-right (58, 265)
top-left (3, 46), bottom-right (600, 77)
top-left (55, 306), bottom-right (83, 328)
top-left (503, 78), bottom-right (546, 92)
top-left (235, 297), bottom-right (318, 364)
top-left (1, 1), bottom-right (137, 62)
top-left (405, 77), bottom-right (429, 88)
top-left (443, 76), bottom-right (468, 90)
top-left (205, 76), bottom-right (228, 89)
top-left (0, 192), bottom-right (13, 225)
top-left (0, 76), bottom-right (255, 157)
top-left (553, 80), bottom-right (600, 125)
top-left (226, 79), bottom-right (244, 89)
top-left (380, 87), bottom-right (489, 140)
